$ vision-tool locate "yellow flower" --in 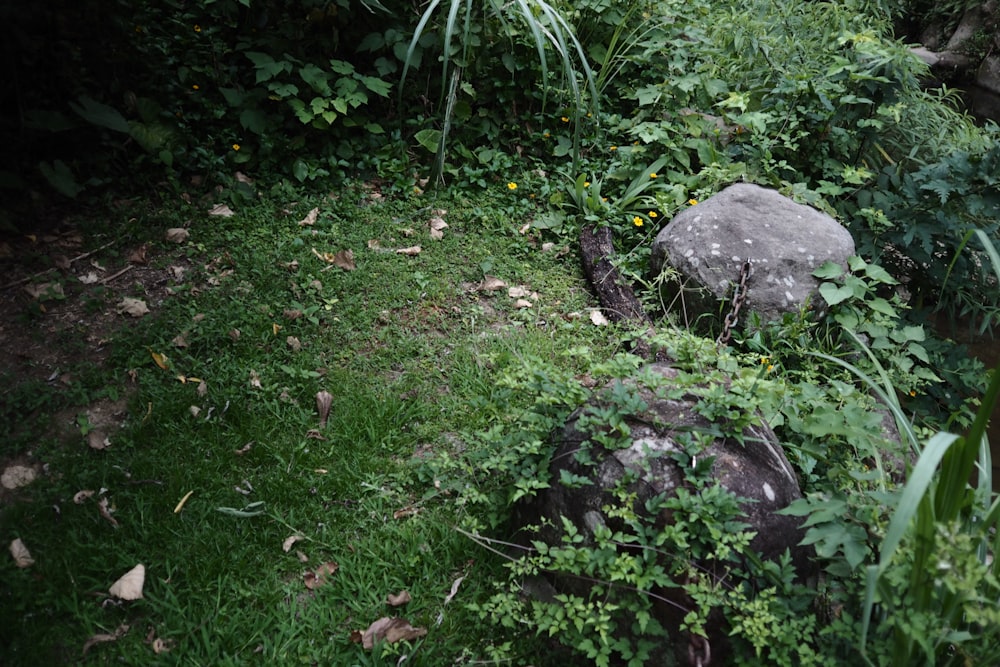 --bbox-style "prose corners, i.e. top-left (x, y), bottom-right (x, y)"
top-left (609, 145), bottom-right (617, 151)
top-left (507, 182), bottom-right (517, 191)
top-left (649, 173), bottom-right (658, 179)
top-left (561, 116), bottom-right (569, 123)
top-left (760, 356), bottom-right (770, 365)
top-left (909, 390), bottom-right (916, 397)
top-left (601, 197), bottom-right (608, 202)
top-left (194, 24), bottom-right (202, 32)
top-left (543, 132), bottom-right (550, 138)
top-left (633, 216), bottom-right (644, 227)
top-left (192, 84), bottom-right (200, 90)
top-left (648, 211), bottom-right (658, 218)
top-left (584, 181), bottom-right (591, 188)
top-left (688, 198), bottom-right (698, 206)
top-left (232, 143), bottom-right (240, 151)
